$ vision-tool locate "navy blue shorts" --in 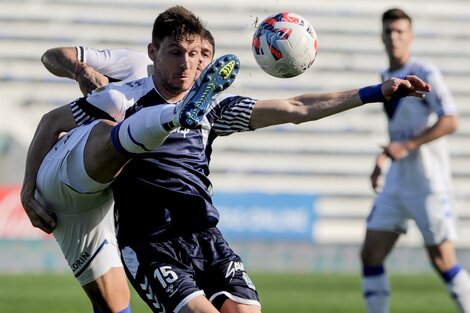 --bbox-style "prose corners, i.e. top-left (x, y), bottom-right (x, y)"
top-left (120, 227), bottom-right (260, 312)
